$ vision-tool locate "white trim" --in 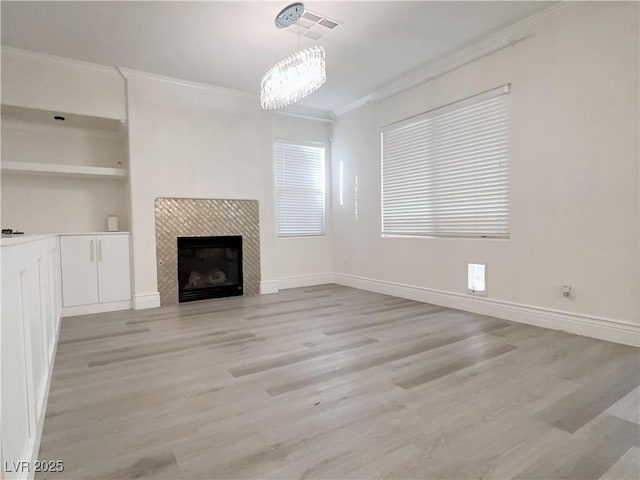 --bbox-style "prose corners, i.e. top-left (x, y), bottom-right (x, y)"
top-left (62, 300), bottom-right (132, 317)
top-left (117, 66), bottom-right (257, 99)
top-left (133, 292), bottom-right (161, 310)
top-left (334, 2), bottom-right (575, 117)
top-left (278, 273), bottom-right (335, 290)
top-left (260, 280), bottom-right (279, 294)
top-left (333, 273), bottom-right (640, 347)
top-left (274, 105), bottom-right (335, 123)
